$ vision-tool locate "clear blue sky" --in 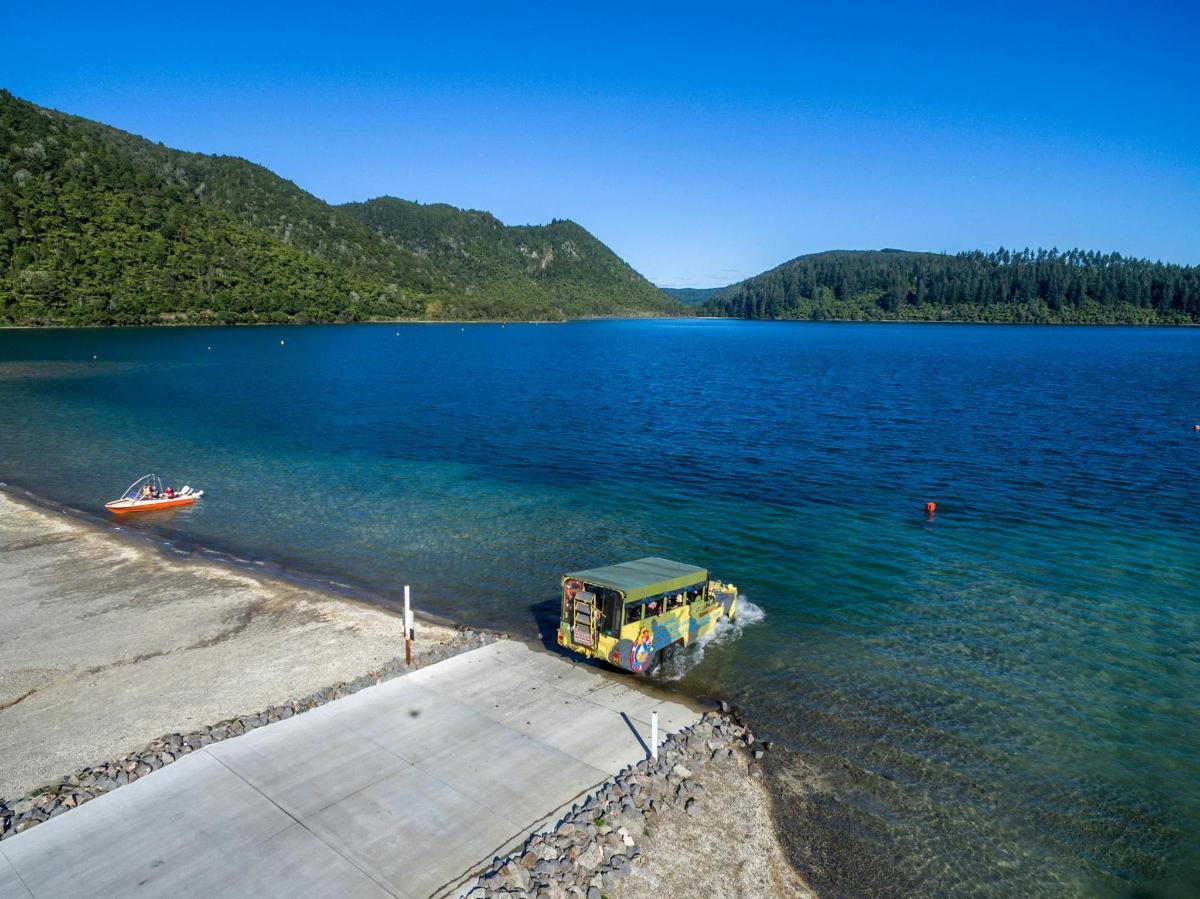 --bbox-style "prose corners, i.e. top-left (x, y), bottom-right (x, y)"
top-left (4, 1), bottom-right (1198, 286)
